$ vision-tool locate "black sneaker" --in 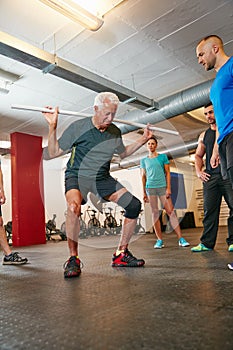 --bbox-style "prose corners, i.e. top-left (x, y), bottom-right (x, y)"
top-left (3, 252), bottom-right (28, 265)
top-left (63, 256), bottom-right (82, 278)
top-left (112, 248), bottom-right (145, 267)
